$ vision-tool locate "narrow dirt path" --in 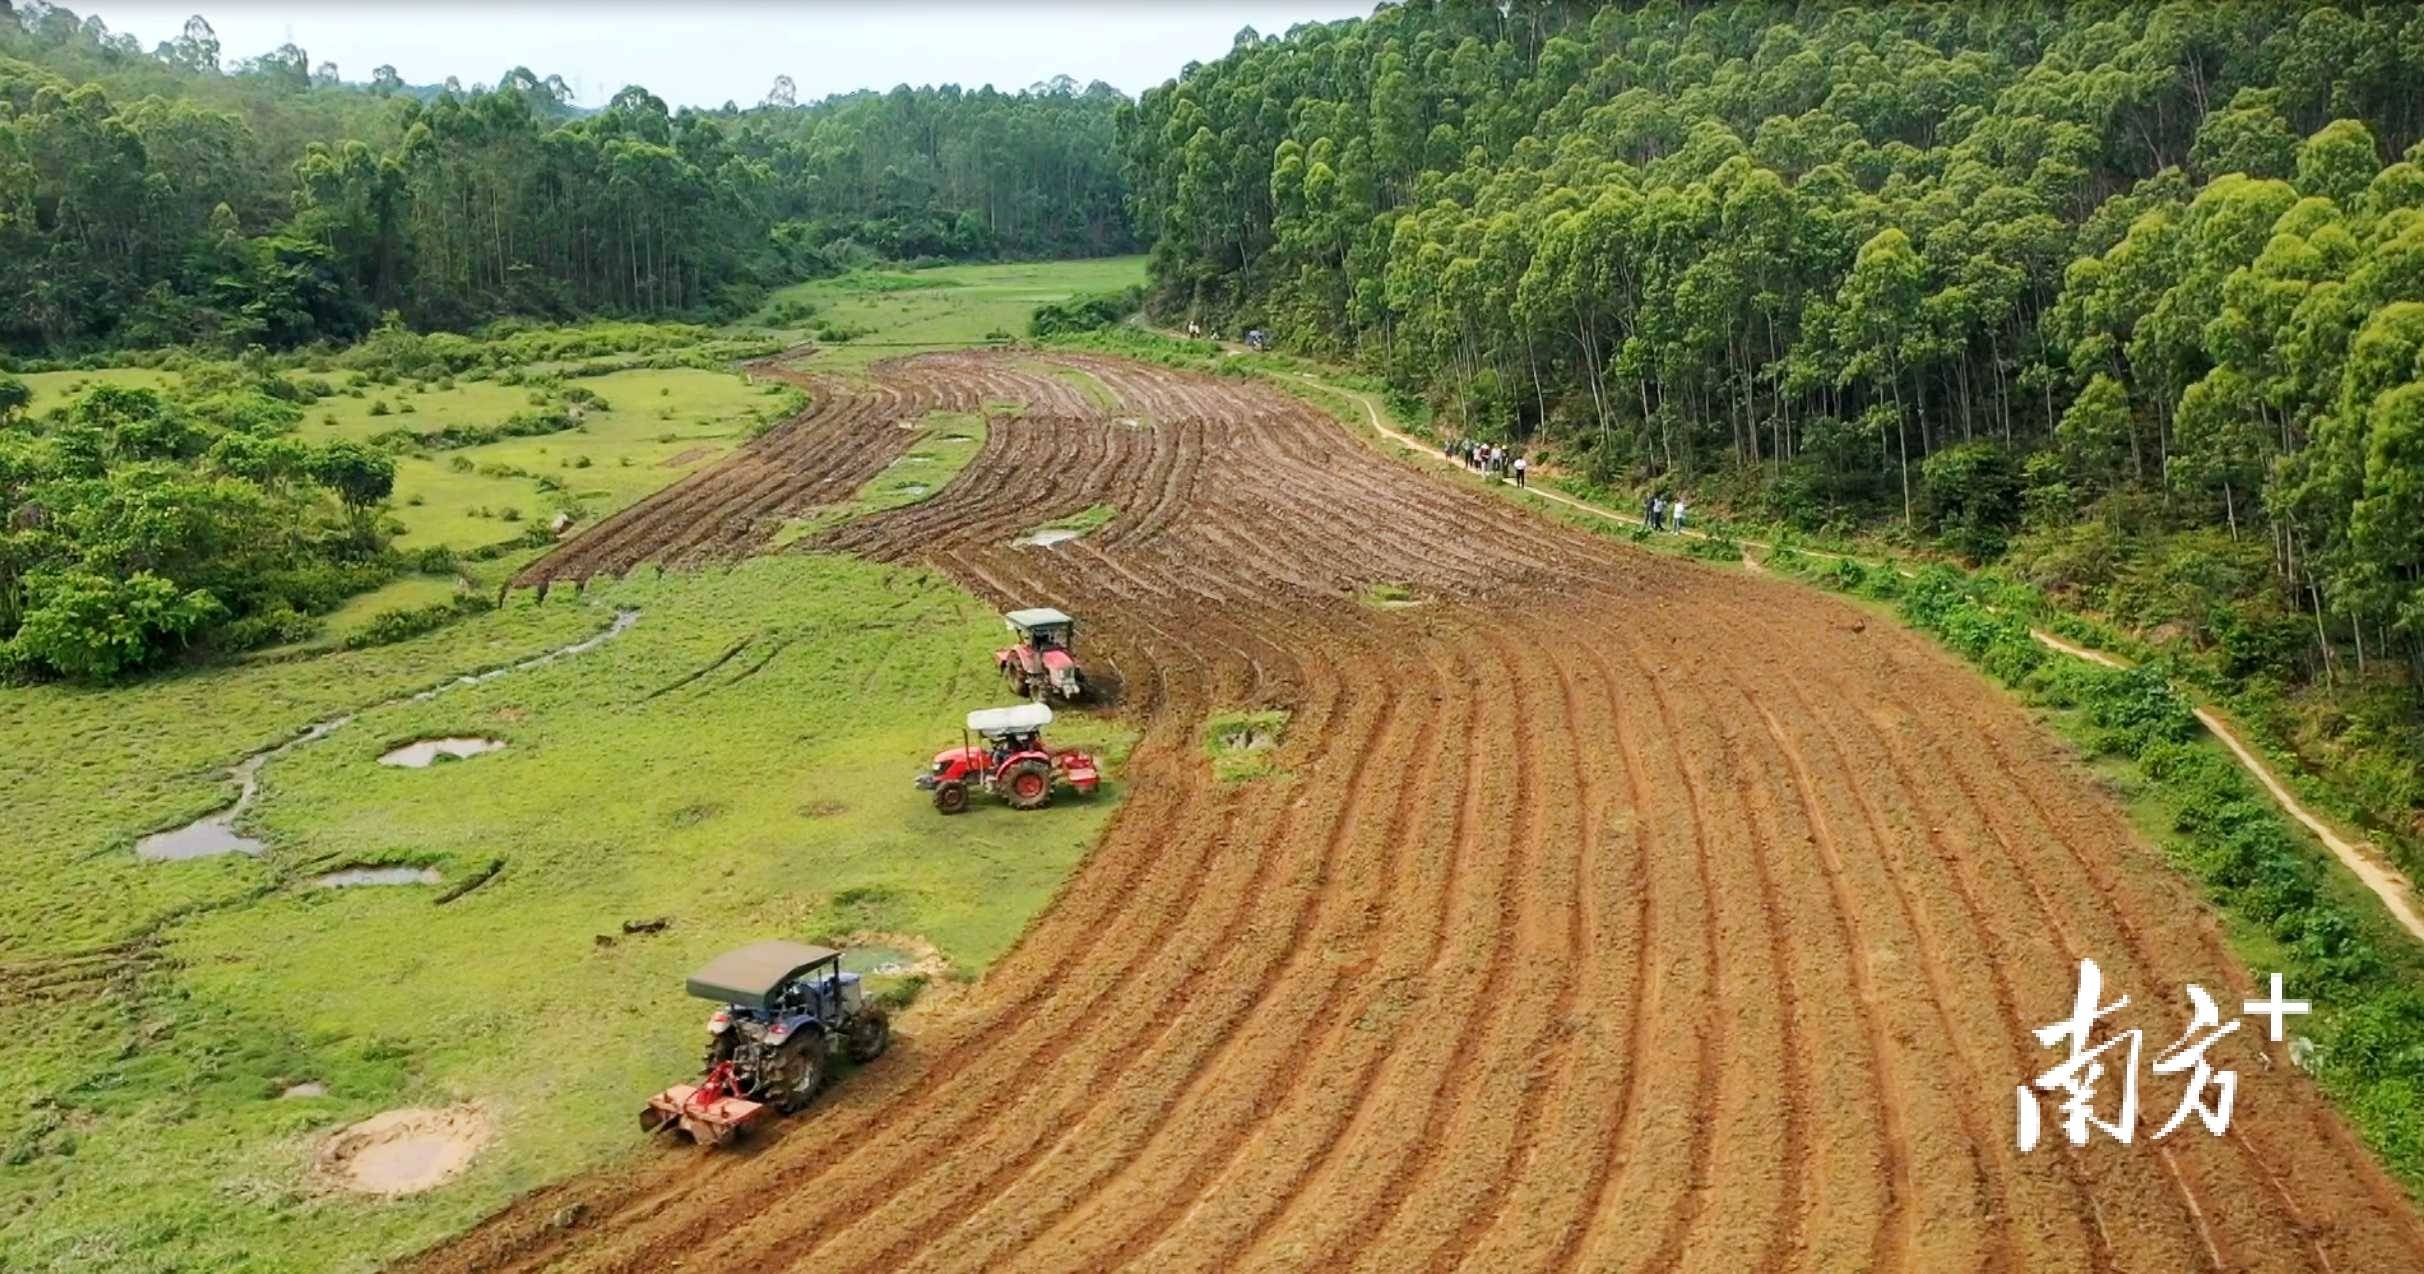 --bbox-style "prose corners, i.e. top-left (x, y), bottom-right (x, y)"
top-left (402, 350), bottom-right (2424, 1274)
top-left (2033, 628), bottom-right (2424, 945)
